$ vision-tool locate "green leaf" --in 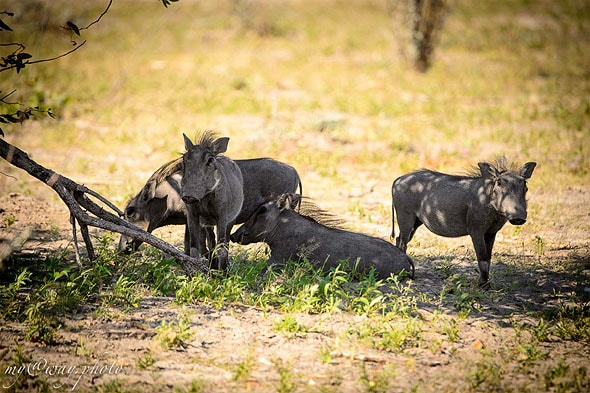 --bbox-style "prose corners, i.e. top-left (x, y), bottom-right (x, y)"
top-left (0, 114), bottom-right (19, 123)
top-left (66, 21), bottom-right (80, 36)
top-left (17, 53), bottom-right (32, 60)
